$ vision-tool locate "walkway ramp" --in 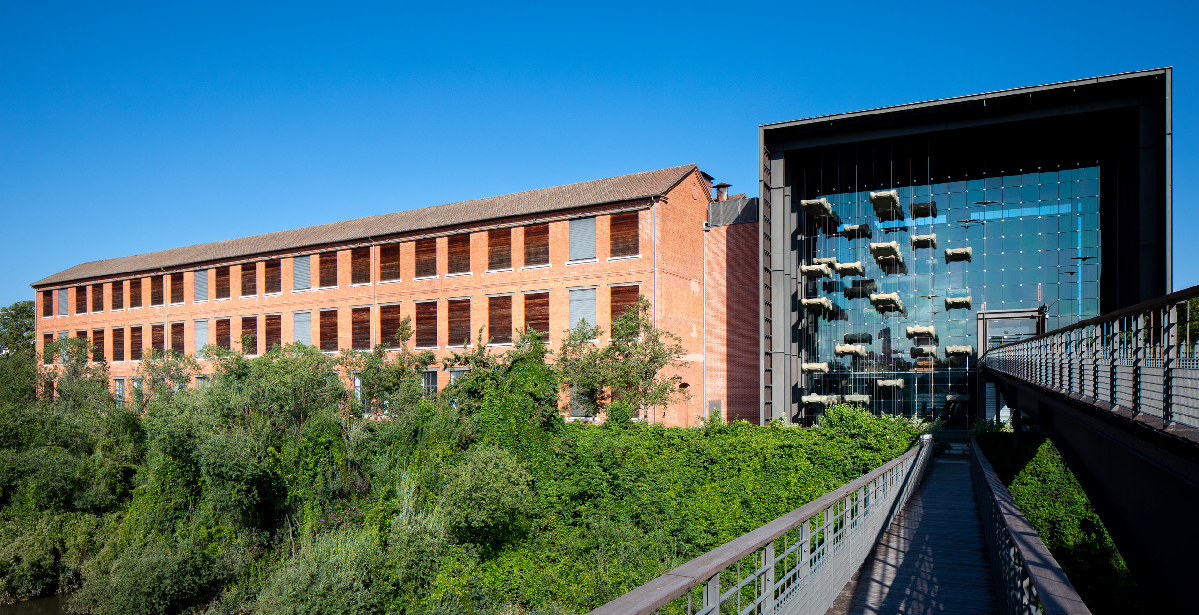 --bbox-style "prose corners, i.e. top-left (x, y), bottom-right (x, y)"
top-left (827, 459), bottom-right (996, 615)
